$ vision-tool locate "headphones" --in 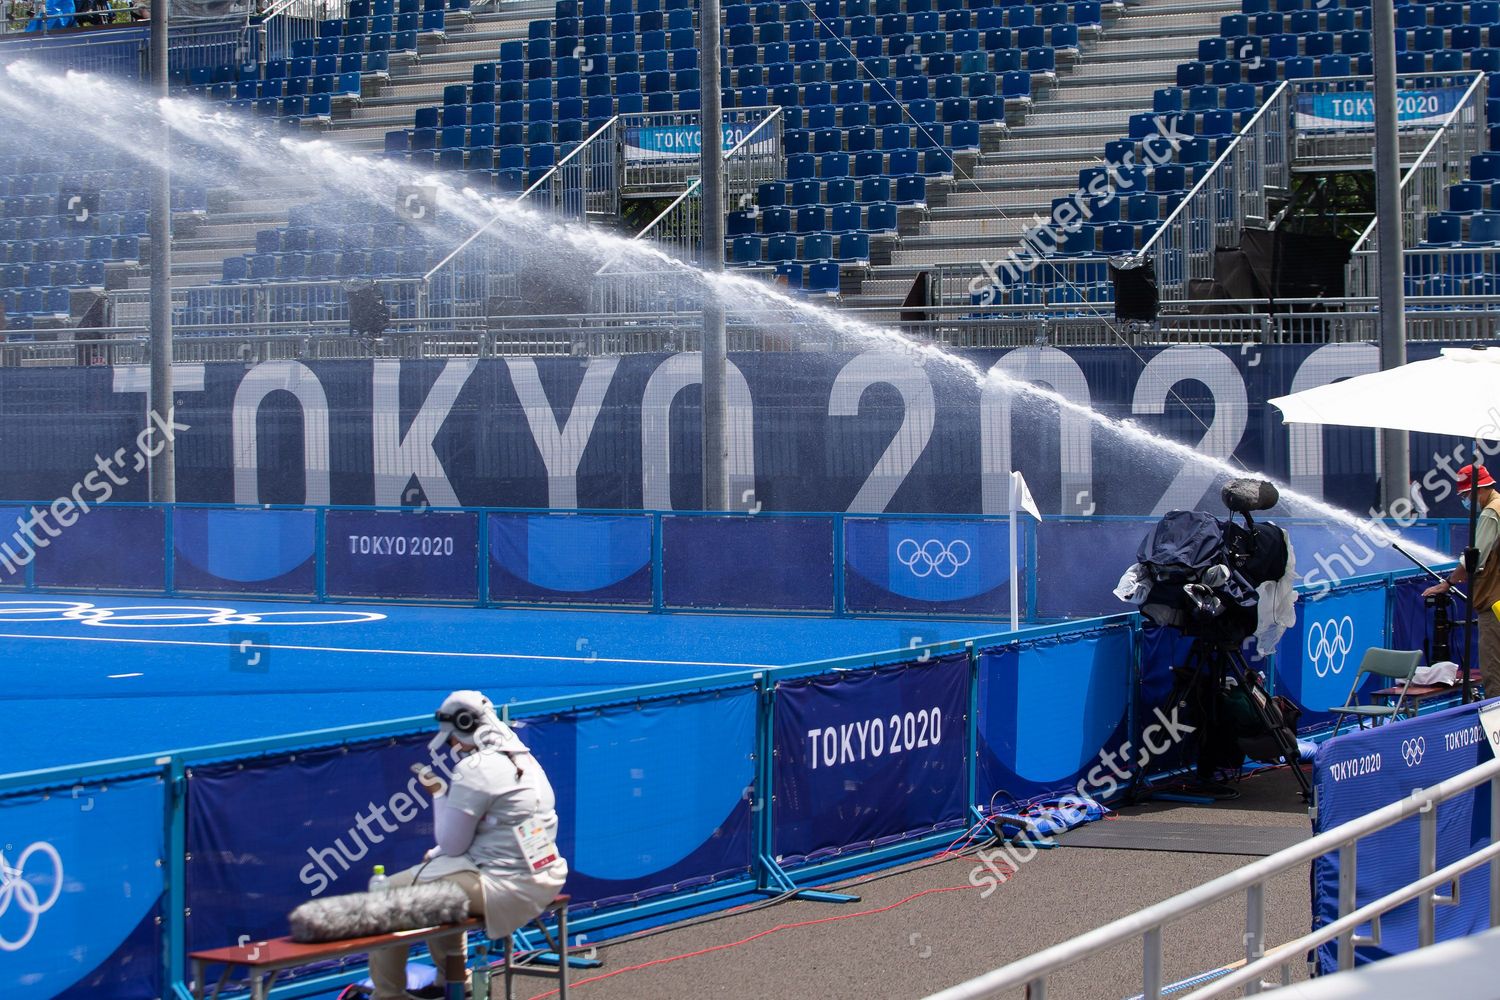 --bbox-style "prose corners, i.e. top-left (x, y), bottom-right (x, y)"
top-left (435, 707), bottom-right (480, 734)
